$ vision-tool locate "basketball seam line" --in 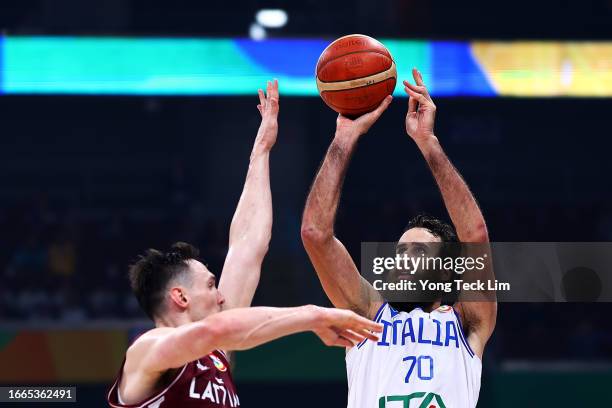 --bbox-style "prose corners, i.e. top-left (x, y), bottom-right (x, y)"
top-left (320, 77), bottom-right (396, 96)
top-left (317, 62), bottom-right (397, 93)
